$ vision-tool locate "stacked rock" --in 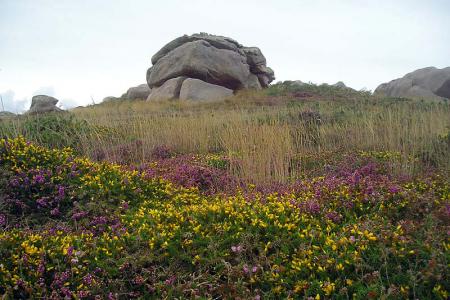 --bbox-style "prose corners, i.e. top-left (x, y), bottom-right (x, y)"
top-left (146, 33), bottom-right (275, 101)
